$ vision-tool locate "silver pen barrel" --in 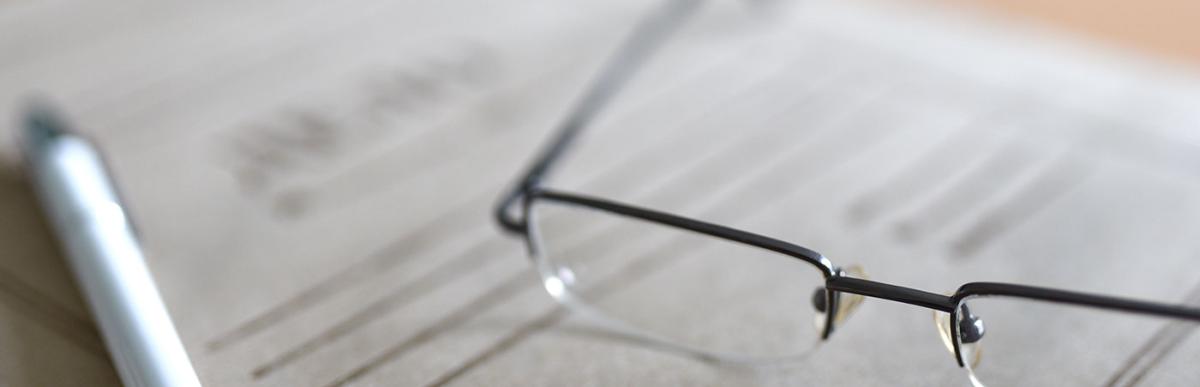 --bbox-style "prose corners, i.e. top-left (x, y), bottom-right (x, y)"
top-left (22, 106), bottom-right (202, 387)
